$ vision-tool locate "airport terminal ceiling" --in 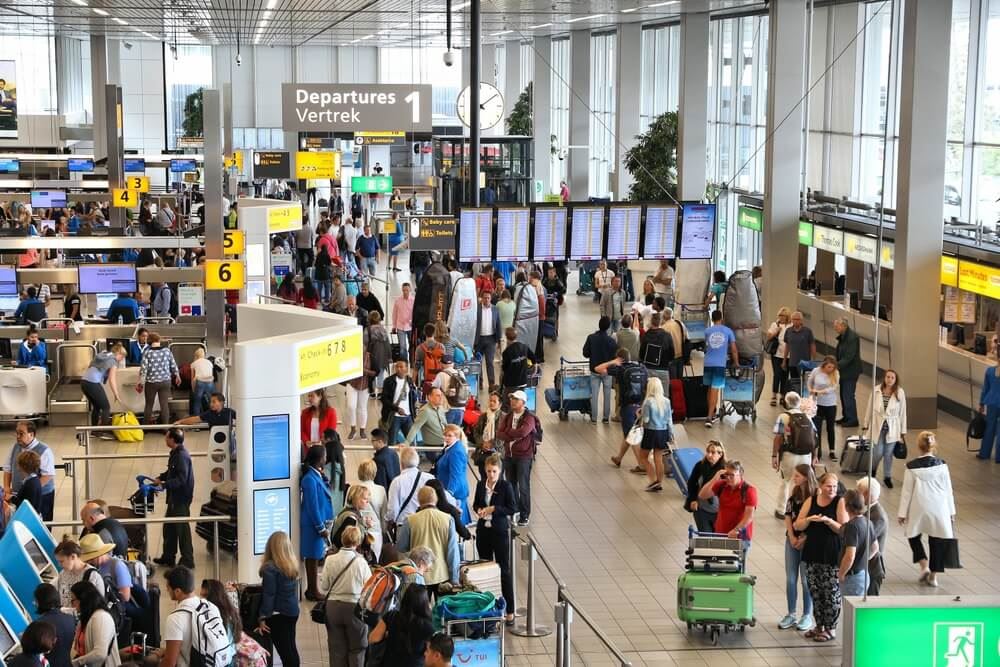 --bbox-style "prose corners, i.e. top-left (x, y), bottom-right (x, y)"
top-left (0, 0), bottom-right (764, 46)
